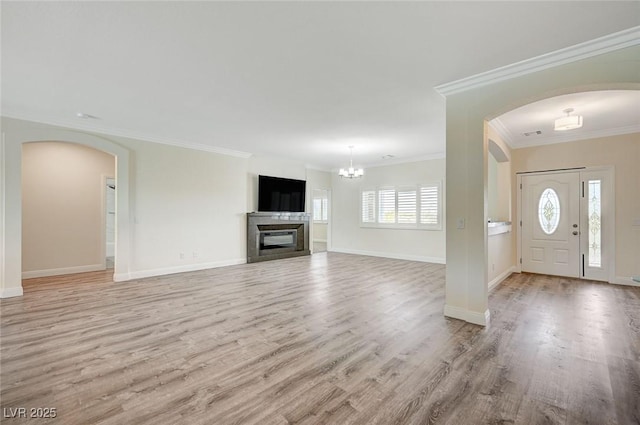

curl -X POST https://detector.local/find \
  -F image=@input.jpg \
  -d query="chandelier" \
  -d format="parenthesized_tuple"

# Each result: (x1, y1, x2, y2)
(338, 145, 364, 179)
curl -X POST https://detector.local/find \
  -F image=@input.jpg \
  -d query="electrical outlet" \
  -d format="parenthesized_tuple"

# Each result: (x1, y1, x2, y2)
(633, 218, 640, 227)
(457, 218, 465, 229)
(179, 252, 185, 259)
(192, 252, 199, 259)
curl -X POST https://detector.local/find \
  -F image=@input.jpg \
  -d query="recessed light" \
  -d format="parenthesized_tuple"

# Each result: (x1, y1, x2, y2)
(76, 112, 100, 120)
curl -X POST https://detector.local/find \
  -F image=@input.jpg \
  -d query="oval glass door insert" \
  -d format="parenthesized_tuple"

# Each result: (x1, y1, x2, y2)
(538, 188, 560, 235)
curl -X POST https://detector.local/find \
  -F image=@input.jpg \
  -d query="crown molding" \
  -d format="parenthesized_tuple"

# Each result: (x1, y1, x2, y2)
(1, 111, 253, 159)
(366, 152, 446, 169)
(328, 152, 446, 173)
(487, 119, 514, 149)
(511, 124, 640, 149)
(304, 164, 332, 173)
(434, 26, 640, 97)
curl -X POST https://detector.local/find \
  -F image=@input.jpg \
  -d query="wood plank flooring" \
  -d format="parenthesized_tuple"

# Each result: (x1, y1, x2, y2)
(1, 253, 639, 424)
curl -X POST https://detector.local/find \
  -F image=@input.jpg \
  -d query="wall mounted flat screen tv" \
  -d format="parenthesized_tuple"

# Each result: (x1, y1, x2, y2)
(258, 175, 306, 212)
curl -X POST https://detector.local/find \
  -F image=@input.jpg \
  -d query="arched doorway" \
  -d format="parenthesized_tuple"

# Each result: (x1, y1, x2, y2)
(22, 141, 116, 278)
(0, 119, 132, 298)
(439, 42, 640, 326)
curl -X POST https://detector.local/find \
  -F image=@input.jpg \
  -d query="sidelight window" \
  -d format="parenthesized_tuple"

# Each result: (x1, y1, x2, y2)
(587, 180, 602, 267)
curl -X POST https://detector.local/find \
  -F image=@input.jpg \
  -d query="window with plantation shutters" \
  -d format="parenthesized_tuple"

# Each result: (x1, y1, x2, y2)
(378, 189, 396, 224)
(420, 185, 440, 226)
(361, 190, 376, 223)
(360, 182, 441, 230)
(397, 189, 417, 224)
(313, 189, 329, 222)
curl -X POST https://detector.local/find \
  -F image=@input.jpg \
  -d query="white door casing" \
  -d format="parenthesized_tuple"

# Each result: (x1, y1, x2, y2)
(518, 167, 614, 282)
(521, 172, 580, 277)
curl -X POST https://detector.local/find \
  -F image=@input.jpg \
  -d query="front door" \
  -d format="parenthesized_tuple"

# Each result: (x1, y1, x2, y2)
(521, 172, 581, 277)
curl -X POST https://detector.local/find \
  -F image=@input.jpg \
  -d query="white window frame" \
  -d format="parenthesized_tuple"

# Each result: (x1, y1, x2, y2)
(360, 181, 442, 230)
(312, 190, 329, 223)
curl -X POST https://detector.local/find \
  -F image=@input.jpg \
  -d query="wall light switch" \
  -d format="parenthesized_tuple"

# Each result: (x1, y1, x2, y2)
(457, 218, 465, 229)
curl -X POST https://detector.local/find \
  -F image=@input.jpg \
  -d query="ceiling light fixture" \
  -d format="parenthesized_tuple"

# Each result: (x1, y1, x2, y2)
(338, 145, 364, 179)
(554, 108, 583, 131)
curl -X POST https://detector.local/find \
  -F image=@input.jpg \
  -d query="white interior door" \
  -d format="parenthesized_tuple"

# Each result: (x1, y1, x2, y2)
(521, 172, 580, 277)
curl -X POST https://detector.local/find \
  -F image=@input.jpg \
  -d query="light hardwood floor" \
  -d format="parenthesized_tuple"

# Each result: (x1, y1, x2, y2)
(1, 253, 639, 424)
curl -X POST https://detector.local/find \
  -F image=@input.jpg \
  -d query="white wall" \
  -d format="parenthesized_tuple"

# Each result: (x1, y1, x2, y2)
(488, 230, 513, 288)
(1, 117, 249, 293)
(124, 138, 248, 276)
(331, 158, 446, 263)
(22, 142, 115, 277)
(487, 127, 515, 289)
(512, 132, 640, 282)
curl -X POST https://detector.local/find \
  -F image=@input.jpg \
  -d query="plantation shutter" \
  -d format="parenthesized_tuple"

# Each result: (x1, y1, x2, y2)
(313, 198, 322, 221)
(378, 189, 396, 224)
(420, 185, 439, 225)
(361, 190, 376, 223)
(397, 189, 417, 224)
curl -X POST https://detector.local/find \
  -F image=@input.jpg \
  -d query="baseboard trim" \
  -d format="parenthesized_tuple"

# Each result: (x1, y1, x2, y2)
(329, 247, 445, 264)
(612, 276, 640, 287)
(444, 304, 490, 327)
(125, 258, 247, 281)
(488, 266, 516, 292)
(0, 286, 24, 298)
(113, 272, 130, 282)
(22, 264, 105, 279)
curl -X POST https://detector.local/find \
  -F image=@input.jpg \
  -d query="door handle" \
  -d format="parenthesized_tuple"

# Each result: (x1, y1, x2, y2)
(572, 224, 578, 228)
(572, 231, 579, 235)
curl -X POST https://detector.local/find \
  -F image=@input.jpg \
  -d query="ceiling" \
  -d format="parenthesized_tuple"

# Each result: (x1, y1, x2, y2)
(491, 90, 640, 149)
(2, 2, 639, 170)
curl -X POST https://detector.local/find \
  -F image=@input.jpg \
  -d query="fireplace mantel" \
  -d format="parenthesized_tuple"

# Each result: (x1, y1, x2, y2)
(247, 212, 310, 263)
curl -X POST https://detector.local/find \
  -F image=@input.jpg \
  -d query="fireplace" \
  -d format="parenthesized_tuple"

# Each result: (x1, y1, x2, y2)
(247, 213, 310, 263)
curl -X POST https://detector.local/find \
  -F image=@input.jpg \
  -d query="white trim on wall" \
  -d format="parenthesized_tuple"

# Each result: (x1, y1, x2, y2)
(443, 305, 490, 327)
(22, 264, 105, 279)
(330, 247, 445, 264)
(0, 287, 23, 298)
(435, 26, 640, 96)
(120, 258, 246, 281)
(489, 266, 516, 292)
(613, 276, 640, 287)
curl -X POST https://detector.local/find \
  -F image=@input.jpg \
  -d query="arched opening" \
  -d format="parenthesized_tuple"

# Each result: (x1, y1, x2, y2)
(489, 89, 638, 286)
(443, 43, 640, 326)
(0, 120, 131, 297)
(22, 141, 116, 278)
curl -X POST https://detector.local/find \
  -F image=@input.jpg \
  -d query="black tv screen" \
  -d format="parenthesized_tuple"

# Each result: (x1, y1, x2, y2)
(258, 175, 306, 212)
